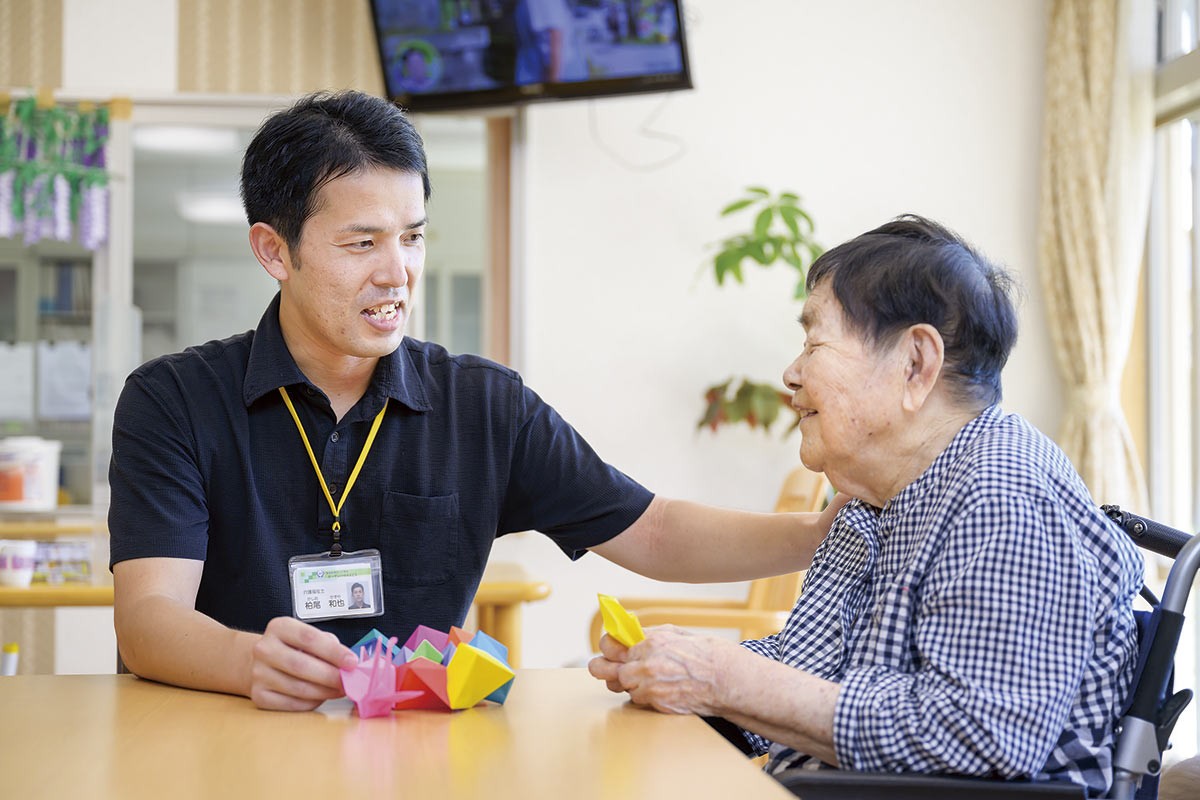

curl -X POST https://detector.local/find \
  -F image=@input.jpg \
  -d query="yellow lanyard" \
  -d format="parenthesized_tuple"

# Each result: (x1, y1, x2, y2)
(278, 387, 388, 556)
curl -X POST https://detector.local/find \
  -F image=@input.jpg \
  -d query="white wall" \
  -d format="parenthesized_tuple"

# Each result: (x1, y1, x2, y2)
(49, 0, 1059, 673)
(504, 0, 1057, 667)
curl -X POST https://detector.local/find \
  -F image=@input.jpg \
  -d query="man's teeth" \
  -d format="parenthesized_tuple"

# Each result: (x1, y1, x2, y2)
(365, 302, 399, 320)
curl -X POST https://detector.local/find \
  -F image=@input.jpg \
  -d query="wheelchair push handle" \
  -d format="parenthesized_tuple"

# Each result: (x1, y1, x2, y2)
(1101, 505, 1193, 559)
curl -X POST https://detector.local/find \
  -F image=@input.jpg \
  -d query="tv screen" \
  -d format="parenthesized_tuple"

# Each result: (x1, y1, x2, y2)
(370, 1, 692, 112)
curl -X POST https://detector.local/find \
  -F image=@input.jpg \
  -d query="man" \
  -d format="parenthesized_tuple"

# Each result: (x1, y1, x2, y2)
(589, 216, 1144, 796)
(348, 583, 369, 610)
(109, 90, 840, 712)
(399, 46, 433, 91)
(515, 0, 587, 84)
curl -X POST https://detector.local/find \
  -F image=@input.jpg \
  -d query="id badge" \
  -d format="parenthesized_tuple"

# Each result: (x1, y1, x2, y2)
(288, 549, 384, 622)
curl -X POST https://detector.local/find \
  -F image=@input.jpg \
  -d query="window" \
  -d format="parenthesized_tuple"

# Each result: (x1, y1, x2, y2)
(416, 115, 492, 356)
(1146, 0, 1200, 759)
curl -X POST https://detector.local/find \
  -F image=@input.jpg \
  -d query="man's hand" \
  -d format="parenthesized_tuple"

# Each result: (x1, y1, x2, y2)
(588, 625, 733, 717)
(248, 616, 359, 711)
(819, 491, 852, 528)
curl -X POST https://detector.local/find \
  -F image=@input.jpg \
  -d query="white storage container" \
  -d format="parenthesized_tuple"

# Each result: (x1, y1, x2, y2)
(0, 437, 63, 511)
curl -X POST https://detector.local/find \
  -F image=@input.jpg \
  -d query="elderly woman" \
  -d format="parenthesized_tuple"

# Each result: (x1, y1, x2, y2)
(589, 216, 1144, 796)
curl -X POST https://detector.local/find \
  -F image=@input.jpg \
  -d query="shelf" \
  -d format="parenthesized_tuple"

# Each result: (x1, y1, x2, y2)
(0, 581, 113, 607)
(0, 505, 105, 539)
(37, 311, 91, 321)
(0, 520, 105, 539)
(0, 504, 98, 517)
(140, 311, 176, 325)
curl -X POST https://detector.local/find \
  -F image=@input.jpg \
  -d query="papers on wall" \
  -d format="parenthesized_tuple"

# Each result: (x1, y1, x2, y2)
(0, 341, 93, 422)
(0, 343, 35, 421)
(36, 340, 91, 421)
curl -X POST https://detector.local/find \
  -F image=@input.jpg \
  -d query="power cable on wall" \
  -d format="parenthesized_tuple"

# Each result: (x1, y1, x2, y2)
(583, 2, 700, 173)
(586, 93, 688, 172)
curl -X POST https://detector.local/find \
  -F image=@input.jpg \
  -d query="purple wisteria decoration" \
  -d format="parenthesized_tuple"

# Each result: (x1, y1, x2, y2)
(0, 96, 110, 251)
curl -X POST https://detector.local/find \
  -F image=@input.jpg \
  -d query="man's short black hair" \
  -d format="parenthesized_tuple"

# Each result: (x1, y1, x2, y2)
(240, 90, 430, 252)
(805, 215, 1019, 406)
(351, 582, 364, 592)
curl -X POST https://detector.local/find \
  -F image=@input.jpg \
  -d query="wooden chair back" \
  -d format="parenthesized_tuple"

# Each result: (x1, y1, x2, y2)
(745, 465, 830, 612)
(587, 465, 833, 651)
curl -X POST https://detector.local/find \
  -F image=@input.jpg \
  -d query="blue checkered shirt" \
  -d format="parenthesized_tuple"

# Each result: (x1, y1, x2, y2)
(739, 406, 1143, 796)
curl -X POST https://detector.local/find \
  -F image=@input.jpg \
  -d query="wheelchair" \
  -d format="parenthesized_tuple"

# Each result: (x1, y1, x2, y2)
(776, 505, 1198, 800)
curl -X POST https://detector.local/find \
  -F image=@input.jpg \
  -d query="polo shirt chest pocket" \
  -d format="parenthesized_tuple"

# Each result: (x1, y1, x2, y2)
(379, 491, 460, 586)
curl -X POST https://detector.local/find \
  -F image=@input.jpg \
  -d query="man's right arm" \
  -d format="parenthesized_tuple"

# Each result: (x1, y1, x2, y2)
(114, 556, 356, 710)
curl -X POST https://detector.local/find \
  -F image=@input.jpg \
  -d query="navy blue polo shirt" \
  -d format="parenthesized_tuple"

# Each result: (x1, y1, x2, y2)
(109, 294, 653, 647)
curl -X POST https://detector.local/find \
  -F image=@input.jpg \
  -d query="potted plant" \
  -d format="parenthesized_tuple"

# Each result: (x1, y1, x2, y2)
(698, 187, 823, 434)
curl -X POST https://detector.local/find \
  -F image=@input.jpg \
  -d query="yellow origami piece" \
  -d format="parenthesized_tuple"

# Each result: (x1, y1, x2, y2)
(597, 593, 646, 647)
(446, 643, 515, 710)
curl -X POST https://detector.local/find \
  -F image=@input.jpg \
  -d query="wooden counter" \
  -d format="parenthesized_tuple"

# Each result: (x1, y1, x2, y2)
(0, 581, 113, 606)
(0, 669, 792, 800)
(0, 505, 104, 539)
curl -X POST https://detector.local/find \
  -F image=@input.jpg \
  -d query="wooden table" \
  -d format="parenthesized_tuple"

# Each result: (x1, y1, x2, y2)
(0, 669, 793, 799)
(0, 562, 550, 666)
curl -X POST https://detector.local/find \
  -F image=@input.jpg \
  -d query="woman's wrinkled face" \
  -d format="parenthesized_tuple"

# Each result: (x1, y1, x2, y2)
(781, 282, 906, 493)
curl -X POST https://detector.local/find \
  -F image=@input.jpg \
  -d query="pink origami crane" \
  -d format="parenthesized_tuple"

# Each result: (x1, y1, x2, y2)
(340, 634, 422, 718)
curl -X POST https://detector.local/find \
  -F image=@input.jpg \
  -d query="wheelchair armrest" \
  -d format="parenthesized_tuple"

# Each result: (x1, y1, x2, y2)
(774, 768, 1086, 799)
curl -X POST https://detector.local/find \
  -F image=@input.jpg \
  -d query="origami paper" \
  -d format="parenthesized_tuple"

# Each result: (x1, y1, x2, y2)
(352, 629, 401, 661)
(344, 625, 515, 715)
(411, 639, 444, 664)
(447, 643, 514, 709)
(394, 659, 452, 710)
(468, 631, 514, 703)
(404, 624, 450, 652)
(597, 593, 646, 648)
(340, 634, 423, 718)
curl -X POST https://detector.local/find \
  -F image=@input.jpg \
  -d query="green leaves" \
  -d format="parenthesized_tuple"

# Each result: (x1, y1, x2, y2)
(700, 187, 822, 436)
(753, 207, 773, 241)
(720, 198, 756, 216)
(698, 378, 799, 435)
(709, 187, 823, 298)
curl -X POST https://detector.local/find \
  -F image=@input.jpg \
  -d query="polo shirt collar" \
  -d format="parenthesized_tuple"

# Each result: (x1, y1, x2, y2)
(242, 293, 432, 413)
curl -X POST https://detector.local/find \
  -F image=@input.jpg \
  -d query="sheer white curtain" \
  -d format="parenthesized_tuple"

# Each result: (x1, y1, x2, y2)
(1037, 0, 1154, 507)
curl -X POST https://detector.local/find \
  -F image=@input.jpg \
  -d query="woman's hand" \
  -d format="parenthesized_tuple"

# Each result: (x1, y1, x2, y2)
(588, 625, 736, 716)
(589, 623, 841, 764)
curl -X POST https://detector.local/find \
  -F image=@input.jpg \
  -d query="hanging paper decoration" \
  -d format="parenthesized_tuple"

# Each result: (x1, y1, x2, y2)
(0, 96, 110, 251)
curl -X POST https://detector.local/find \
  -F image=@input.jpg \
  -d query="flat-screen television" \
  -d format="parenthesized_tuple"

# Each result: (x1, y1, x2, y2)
(370, 1, 692, 112)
